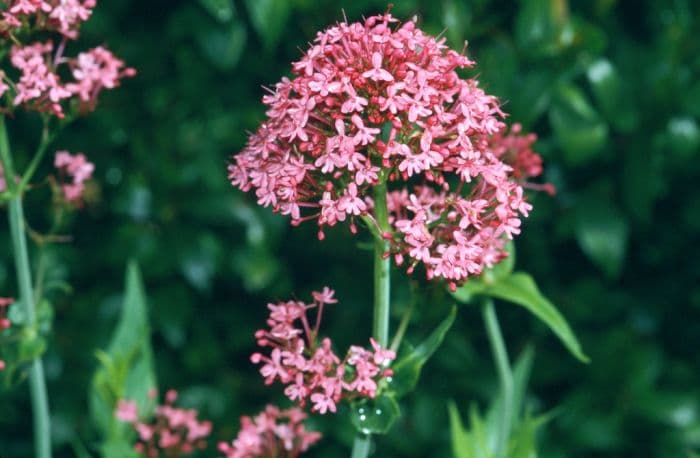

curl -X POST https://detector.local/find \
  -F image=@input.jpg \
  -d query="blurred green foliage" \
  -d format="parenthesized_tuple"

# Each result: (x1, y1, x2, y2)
(1, 0, 699, 457)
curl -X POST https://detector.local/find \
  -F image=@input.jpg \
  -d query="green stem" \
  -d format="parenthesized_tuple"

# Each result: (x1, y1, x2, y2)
(390, 299, 414, 353)
(351, 182, 392, 458)
(0, 116, 52, 458)
(372, 182, 391, 347)
(17, 118, 52, 193)
(481, 298, 513, 458)
(351, 434, 372, 458)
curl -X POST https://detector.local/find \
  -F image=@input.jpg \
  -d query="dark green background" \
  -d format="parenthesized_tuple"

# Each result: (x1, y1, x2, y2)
(1, 0, 700, 456)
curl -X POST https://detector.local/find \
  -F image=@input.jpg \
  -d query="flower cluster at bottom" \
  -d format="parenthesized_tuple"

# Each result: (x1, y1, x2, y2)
(115, 389, 212, 457)
(252, 288, 396, 414)
(218, 404, 321, 458)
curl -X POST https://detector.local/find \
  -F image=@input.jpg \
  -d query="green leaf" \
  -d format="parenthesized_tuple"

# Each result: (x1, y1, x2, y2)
(487, 273, 589, 362)
(18, 334, 46, 362)
(447, 402, 496, 458)
(574, 198, 629, 278)
(198, 0, 235, 23)
(550, 84, 609, 166)
(90, 262, 157, 446)
(350, 394, 401, 435)
(666, 116, 700, 159)
(244, 0, 290, 51)
(197, 21, 247, 70)
(442, 0, 472, 47)
(468, 405, 494, 457)
(486, 346, 535, 435)
(448, 402, 495, 458)
(508, 411, 556, 458)
(508, 72, 554, 127)
(448, 401, 472, 458)
(389, 307, 457, 397)
(586, 59, 637, 132)
(514, 0, 569, 57)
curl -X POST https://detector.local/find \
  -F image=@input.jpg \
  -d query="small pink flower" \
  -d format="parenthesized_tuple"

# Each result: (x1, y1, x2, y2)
(115, 400, 139, 423)
(362, 52, 394, 82)
(53, 150, 94, 202)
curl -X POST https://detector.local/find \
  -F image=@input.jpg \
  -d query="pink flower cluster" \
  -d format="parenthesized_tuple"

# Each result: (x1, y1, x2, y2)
(218, 405, 321, 458)
(251, 288, 396, 415)
(66, 46, 137, 110)
(229, 13, 547, 287)
(489, 123, 554, 194)
(0, 297, 13, 371)
(1, 0, 95, 38)
(6, 41, 135, 117)
(54, 150, 93, 202)
(115, 389, 212, 458)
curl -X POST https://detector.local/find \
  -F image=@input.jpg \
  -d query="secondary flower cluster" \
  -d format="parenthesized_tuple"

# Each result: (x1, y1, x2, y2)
(218, 405, 321, 458)
(1, 0, 95, 38)
(229, 13, 546, 286)
(251, 288, 396, 414)
(0, 297, 13, 371)
(115, 389, 212, 457)
(54, 150, 93, 202)
(0, 1, 135, 117)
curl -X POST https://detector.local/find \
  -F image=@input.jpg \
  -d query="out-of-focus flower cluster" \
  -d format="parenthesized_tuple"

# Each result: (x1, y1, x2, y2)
(1, 0, 95, 38)
(218, 404, 321, 458)
(53, 150, 93, 202)
(115, 389, 212, 458)
(229, 13, 548, 288)
(0, 296, 13, 371)
(251, 287, 396, 414)
(0, 1, 135, 118)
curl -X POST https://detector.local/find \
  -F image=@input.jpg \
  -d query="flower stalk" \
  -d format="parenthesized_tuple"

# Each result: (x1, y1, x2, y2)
(351, 183, 392, 458)
(482, 298, 513, 457)
(0, 115, 52, 458)
(373, 182, 391, 348)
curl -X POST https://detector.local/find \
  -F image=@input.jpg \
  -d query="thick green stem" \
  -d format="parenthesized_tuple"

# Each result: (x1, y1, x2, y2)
(351, 182, 392, 458)
(351, 434, 372, 458)
(1, 116, 52, 458)
(372, 182, 391, 347)
(482, 298, 513, 457)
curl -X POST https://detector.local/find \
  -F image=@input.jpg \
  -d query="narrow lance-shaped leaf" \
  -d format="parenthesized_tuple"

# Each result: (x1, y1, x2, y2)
(89, 261, 157, 452)
(389, 306, 457, 397)
(486, 346, 535, 440)
(487, 273, 589, 362)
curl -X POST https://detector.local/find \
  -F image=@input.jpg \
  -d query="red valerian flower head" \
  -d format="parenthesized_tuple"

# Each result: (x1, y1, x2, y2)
(251, 288, 396, 414)
(229, 13, 548, 287)
(218, 405, 321, 458)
